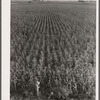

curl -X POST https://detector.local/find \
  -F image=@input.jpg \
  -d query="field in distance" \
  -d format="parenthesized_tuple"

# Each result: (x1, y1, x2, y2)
(11, 1, 96, 100)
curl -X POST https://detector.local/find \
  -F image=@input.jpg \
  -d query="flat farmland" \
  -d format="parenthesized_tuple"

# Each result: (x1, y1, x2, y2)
(11, 2, 96, 100)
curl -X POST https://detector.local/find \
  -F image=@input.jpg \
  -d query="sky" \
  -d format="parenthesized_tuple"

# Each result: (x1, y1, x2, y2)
(11, 0, 96, 1)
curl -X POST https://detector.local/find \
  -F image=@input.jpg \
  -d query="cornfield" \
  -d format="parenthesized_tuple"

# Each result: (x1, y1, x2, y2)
(11, 1, 96, 100)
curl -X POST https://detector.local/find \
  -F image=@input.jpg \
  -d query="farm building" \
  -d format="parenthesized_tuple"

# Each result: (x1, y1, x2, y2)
(78, 0, 90, 2)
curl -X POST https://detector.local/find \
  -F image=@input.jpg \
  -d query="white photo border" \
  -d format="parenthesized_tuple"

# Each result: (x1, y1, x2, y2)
(1, 0, 99, 100)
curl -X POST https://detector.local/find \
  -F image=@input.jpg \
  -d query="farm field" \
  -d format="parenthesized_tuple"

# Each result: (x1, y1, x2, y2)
(11, 1, 96, 100)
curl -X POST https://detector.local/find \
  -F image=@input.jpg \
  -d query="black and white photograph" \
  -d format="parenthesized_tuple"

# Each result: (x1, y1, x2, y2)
(2, 0, 98, 100)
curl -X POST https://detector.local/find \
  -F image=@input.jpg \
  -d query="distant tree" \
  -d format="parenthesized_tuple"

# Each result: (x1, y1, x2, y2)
(78, 0, 85, 2)
(28, 1, 32, 3)
(32, 0, 40, 1)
